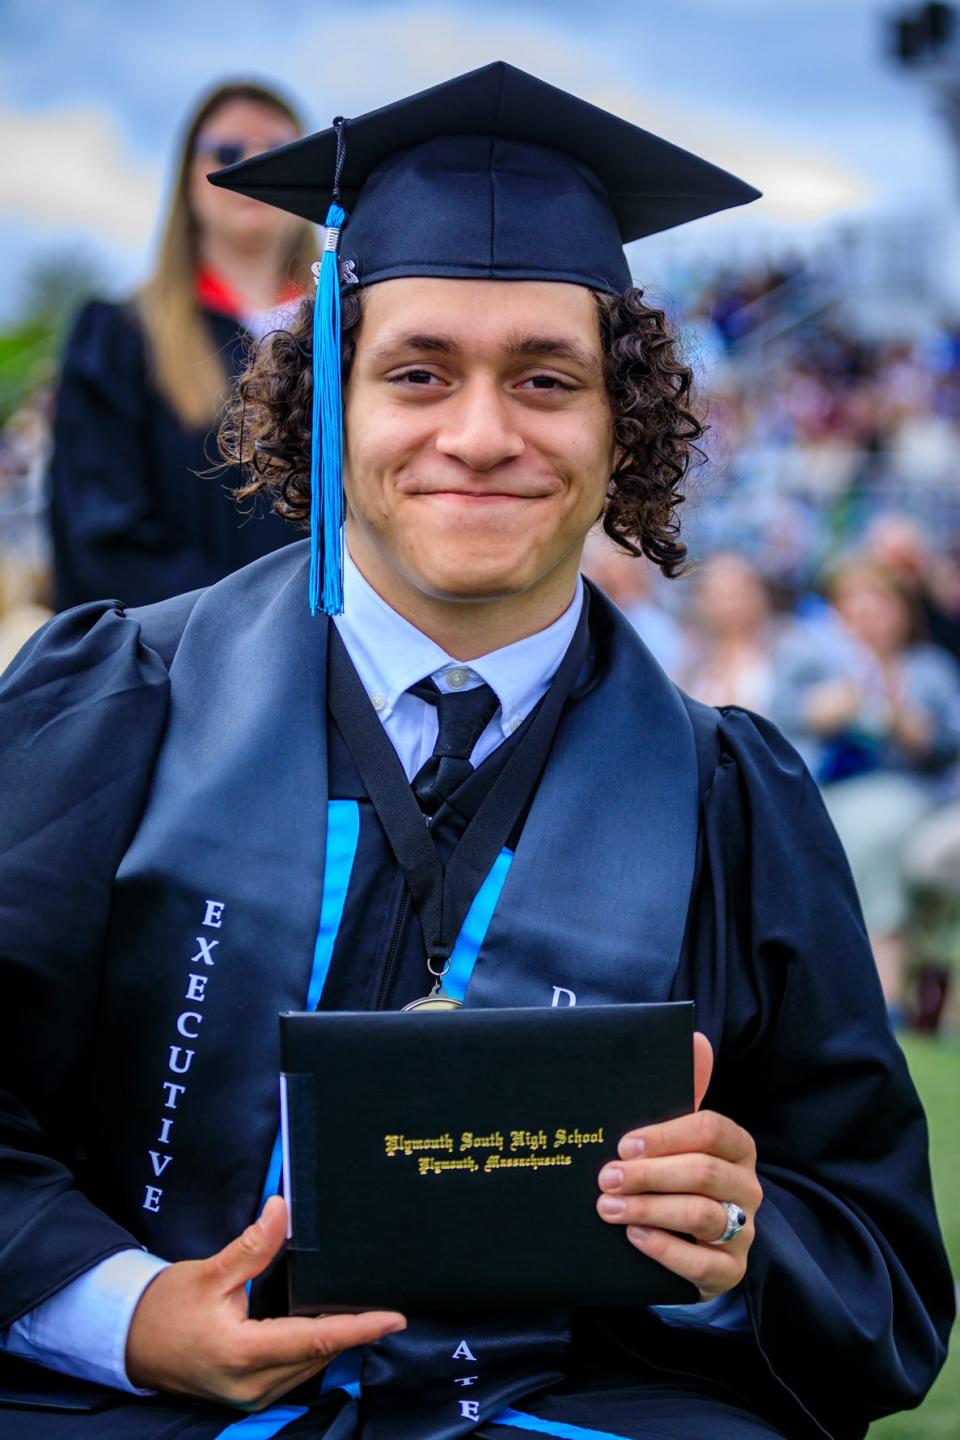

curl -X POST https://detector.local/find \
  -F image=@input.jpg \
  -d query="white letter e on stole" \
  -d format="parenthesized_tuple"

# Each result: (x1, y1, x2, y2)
(551, 985, 577, 1007)
(203, 900, 225, 928)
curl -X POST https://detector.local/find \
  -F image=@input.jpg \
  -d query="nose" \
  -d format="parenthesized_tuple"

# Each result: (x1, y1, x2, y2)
(434, 378, 525, 472)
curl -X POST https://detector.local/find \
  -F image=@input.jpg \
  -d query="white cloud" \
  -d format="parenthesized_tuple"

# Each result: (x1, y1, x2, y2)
(0, 104, 159, 249)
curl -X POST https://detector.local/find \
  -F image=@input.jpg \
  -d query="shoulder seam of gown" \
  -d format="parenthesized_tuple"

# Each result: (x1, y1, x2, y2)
(124, 588, 205, 670)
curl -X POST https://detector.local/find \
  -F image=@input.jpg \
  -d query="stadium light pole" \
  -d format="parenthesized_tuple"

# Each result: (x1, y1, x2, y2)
(890, 3, 960, 176)
(889, 3, 960, 311)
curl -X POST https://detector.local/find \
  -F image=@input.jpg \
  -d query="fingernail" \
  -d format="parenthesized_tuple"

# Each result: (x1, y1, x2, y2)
(258, 1195, 278, 1226)
(385, 1319, 407, 1334)
(620, 1137, 645, 1158)
(598, 1195, 626, 1217)
(627, 1225, 650, 1243)
(599, 1164, 623, 1191)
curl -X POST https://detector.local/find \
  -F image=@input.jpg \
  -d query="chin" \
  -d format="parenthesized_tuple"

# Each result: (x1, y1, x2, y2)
(413, 561, 533, 604)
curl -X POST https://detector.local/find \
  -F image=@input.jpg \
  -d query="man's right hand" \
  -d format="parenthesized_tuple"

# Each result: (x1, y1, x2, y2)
(126, 1195, 405, 1409)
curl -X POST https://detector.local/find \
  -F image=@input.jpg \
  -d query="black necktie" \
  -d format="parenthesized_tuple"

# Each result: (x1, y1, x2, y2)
(408, 677, 500, 816)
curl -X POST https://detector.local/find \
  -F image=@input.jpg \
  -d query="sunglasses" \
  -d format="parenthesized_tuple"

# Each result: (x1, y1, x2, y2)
(195, 136, 285, 168)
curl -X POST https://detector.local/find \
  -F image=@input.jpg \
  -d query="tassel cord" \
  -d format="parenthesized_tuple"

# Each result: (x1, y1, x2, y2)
(309, 115, 350, 616)
(309, 199, 348, 615)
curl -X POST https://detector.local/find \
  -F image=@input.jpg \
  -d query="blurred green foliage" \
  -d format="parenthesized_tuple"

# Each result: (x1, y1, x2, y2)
(0, 251, 106, 423)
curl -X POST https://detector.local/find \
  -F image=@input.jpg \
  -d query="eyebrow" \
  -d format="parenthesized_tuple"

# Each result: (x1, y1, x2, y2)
(367, 330, 602, 375)
(367, 334, 460, 361)
(505, 333, 601, 374)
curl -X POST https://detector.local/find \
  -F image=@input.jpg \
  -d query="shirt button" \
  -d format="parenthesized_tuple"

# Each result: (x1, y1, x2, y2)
(505, 714, 521, 734)
(446, 668, 469, 689)
(371, 692, 386, 712)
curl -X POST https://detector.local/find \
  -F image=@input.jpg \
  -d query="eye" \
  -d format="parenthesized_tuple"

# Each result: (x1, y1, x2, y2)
(518, 374, 576, 393)
(391, 368, 445, 387)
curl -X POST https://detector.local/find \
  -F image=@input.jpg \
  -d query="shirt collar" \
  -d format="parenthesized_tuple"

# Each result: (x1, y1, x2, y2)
(333, 547, 584, 737)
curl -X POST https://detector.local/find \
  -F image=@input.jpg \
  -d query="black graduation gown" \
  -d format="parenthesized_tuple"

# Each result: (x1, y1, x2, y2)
(0, 543, 952, 1440)
(48, 298, 297, 611)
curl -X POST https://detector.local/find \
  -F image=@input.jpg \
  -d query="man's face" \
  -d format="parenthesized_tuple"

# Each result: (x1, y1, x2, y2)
(343, 277, 615, 608)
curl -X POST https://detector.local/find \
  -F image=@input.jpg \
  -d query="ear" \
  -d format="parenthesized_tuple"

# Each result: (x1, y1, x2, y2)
(608, 441, 624, 480)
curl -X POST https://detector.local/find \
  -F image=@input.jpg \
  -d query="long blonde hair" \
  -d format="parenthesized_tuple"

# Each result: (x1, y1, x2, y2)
(138, 81, 316, 430)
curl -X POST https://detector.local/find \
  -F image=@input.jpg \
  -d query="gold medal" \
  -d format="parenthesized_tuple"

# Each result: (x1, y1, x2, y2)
(402, 987, 462, 1012)
(402, 958, 462, 1012)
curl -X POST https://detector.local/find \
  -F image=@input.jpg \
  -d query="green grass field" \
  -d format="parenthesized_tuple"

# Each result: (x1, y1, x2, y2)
(868, 1036, 959, 1440)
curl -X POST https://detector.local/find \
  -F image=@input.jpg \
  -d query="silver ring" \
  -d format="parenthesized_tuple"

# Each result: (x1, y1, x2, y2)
(710, 1201, 747, 1245)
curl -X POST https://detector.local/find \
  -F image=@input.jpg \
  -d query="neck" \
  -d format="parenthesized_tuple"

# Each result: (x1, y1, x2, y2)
(713, 626, 763, 652)
(198, 234, 288, 310)
(346, 530, 580, 660)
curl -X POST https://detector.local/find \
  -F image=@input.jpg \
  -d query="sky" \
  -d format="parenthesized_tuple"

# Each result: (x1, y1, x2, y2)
(0, 0, 956, 321)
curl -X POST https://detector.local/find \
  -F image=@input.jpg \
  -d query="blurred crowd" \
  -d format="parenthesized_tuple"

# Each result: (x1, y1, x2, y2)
(2, 84, 960, 1035)
(593, 263, 960, 1035)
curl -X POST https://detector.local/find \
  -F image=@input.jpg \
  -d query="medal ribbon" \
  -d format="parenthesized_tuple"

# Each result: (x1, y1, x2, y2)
(326, 595, 591, 985)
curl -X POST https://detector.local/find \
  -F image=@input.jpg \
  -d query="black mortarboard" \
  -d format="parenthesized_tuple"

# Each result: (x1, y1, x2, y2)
(210, 61, 759, 295)
(208, 62, 759, 616)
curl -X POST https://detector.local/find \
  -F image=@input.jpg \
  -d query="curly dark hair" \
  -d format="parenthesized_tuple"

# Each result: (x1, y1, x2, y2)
(219, 283, 703, 577)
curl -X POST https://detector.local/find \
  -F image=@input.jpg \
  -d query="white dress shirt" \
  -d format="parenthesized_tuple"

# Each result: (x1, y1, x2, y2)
(0, 550, 584, 1393)
(332, 547, 584, 779)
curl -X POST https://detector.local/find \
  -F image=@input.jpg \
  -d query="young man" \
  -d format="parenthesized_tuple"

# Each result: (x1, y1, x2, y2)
(0, 64, 952, 1440)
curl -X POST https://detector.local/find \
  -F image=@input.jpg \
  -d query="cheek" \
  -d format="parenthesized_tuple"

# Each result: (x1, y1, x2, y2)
(188, 165, 213, 225)
(190, 175, 242, 232)
(192, 168, 283, 235)
(343, 407, 420, 520)
(345, 393, 429, 473)
(559, 394, 613, 463)
(546, 409, 614, 511)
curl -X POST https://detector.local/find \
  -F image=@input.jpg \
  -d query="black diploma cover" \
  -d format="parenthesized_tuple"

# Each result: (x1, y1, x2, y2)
(279, 1002, 699, 1313)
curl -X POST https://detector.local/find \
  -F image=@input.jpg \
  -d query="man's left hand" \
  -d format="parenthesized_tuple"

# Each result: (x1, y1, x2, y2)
(596, 1032, 761, 1299)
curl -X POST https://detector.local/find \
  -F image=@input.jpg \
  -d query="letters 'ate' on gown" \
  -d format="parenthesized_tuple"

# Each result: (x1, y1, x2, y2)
(0, 543, 952, 1439)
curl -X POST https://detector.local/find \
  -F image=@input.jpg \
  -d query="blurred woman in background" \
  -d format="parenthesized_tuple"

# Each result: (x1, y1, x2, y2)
(772, 556, 960, 1014)
(49, 81, 315, 610)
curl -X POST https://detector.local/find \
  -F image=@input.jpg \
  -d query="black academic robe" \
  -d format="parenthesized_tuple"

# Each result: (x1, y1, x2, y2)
(0, 542, 952, 1440)
(48, 298, 297, 611)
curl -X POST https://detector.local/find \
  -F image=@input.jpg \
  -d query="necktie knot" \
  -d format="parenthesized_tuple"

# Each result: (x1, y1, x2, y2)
(407, 676, 500, 814)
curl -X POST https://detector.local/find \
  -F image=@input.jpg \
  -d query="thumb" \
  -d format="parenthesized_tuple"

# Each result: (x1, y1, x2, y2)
(207, 1195, 289, 1293)
(693, 1031, 714, 1111)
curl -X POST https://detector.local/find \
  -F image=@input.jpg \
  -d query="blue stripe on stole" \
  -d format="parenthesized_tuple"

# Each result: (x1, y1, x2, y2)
(489, 1407, 632, 1439)
(247, 799, 361, 1309)
(444, 846, 514, 1001)
(305, 800, 363, 1013)
(215, 1405, 309, 1438)
(256, 801, 361, 1216)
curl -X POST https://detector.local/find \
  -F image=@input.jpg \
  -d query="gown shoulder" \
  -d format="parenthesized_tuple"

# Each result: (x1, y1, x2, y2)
(681, 694, 847, 885)
(1, 597, 172, 707)
(0, 598, 175, 947)
(681, 690, 815, 787)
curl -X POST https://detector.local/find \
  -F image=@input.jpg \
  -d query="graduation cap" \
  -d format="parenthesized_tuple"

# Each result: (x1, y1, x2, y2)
(210, 62, 760, 615)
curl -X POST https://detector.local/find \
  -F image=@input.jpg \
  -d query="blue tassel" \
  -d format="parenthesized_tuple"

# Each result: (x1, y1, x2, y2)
(308, 200, 347, 616)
